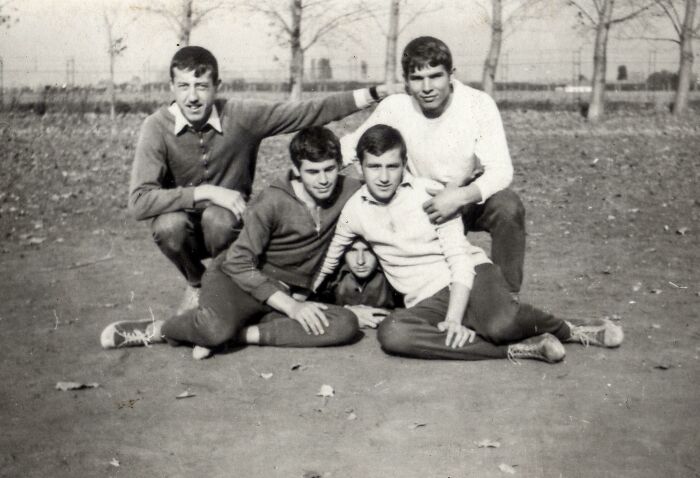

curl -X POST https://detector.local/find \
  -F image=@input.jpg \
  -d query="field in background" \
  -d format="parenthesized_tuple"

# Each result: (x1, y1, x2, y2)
(0, 106, 699, 477)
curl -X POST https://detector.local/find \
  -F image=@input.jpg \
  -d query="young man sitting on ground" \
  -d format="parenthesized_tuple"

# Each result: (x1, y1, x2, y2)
(315, 124, 623, 363)
(102, 127, 361, 359)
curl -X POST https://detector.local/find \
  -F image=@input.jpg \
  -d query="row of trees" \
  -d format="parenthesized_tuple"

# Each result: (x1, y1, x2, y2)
(2, 0, 698, 120)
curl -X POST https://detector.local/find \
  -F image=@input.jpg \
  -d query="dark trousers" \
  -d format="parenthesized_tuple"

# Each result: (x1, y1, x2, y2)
(161, 266, 359, 348)
(462, 189, 525, 293)
(377, 263, 570, 360)
(151, 205, 242, 287)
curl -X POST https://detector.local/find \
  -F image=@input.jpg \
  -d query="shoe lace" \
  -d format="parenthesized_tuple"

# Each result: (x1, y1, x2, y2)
(117, 327, 154, 347)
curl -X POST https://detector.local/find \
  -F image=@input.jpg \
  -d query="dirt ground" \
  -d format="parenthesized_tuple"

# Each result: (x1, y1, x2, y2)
(1, 107, 699, 478)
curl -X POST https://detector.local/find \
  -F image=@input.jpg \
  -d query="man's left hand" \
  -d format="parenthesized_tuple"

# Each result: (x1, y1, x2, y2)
(437, 321, 476, 348)
(423, 186, 464, 224)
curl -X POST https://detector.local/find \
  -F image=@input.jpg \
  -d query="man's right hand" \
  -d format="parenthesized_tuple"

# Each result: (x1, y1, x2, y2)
(288, 301, 329, 336)
(194, 185, 246, 220)
(345, 305, 389, 329)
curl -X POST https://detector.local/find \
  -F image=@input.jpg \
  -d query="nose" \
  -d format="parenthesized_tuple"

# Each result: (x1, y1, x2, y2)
(357, 250, 366, 265)
(318, 170, 328, 185)
(186, 85, 198, 103)
(422, 77, 432, 92)
(379, 167, 389, 183)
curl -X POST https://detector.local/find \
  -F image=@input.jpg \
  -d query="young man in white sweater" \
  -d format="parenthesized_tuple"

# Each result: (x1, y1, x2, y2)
(341, 36, 524, 294)
(319, 125, 623, 362)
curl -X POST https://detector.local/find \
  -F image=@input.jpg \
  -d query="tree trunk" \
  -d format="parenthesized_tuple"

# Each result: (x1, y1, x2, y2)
(384, 0, 400, 82)
(179, 0, 193, 46)
(587, 0, 614, 122)
(481, 0, 503, 97)
(673, 0, 696, 116)
(289, 0, 304, 101)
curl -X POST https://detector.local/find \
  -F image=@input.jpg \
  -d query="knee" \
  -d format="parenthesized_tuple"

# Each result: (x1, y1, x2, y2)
(191, 306, 239, 347)
(480, 311, 521, 345)
(487, 190, 525, 225)
(377, 314, 413, 355)
(327, 308, 359, 344)
(201, 206, 241, 253)
(152, 213, 189, 252)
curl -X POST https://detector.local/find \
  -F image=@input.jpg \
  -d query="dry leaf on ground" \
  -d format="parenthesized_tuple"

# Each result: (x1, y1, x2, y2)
(55, 381, 99, 391)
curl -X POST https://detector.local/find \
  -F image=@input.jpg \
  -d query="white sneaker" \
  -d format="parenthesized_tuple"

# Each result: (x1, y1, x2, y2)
(565, 318, 624, 348)
(100, 319, 164, 349)
(507, 333, 566, 363)
(176, 285, 201, 315)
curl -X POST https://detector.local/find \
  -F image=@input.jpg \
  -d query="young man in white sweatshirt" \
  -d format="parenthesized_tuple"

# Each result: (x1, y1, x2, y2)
(320, 125, 623, 362)
(341, 36, 525, 294)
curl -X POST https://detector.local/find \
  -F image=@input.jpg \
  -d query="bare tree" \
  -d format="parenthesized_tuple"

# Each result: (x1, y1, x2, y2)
(568, 0, 654, 122)
(249, 0, 366, 100)
(133, 0, 224, 47)
(647, 0, 699, 115)
(477, 0, 548, 96)
(104, 8, 127, 121)
(363, 0, 439, 83)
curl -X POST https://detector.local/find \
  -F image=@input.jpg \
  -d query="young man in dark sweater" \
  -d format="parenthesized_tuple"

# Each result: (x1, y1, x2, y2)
(130, 46, 399, 312)
(103, 127, 362, 359)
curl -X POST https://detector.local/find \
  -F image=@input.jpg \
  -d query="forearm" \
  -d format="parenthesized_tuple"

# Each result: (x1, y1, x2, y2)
(445, 282, 470, 323)
(455, 183, 483, 207)
(129, 186, 195, 220)
(265, 291, 299, 316)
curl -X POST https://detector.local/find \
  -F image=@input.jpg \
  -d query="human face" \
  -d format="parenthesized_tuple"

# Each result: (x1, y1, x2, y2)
(405, 64, 453, 118)
(296, 158, 340, 203)
(344, 240, 378, 281)
(360, 148, 405, 204)
(170, 67, 219, 129)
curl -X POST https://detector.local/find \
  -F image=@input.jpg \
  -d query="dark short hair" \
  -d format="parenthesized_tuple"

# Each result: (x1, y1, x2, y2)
(170, 46, 219, 83)
(289, 126, 342, 168)
(401, 36, 452, 77)
(356, 124, 407, 164)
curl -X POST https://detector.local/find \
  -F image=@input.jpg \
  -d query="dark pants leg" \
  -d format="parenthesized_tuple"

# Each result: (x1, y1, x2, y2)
(161, 266, 358, 348)
(462, 189, 525, 293)
(377, 264, 570, 360)
(151, 206, 241, 287)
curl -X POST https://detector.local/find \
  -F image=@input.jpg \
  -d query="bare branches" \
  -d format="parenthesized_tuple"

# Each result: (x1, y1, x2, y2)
(131, 0, 225, 45)
(610, 2, 655, 24)
(568, 0, 599, 25)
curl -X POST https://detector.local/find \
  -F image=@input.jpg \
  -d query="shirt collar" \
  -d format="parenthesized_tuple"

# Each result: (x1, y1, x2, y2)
(359, 171, 415, 204)
(169, 102, 222, 135)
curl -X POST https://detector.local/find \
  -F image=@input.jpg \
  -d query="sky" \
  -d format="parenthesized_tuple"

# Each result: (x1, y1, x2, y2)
(0, 0, 689, 88)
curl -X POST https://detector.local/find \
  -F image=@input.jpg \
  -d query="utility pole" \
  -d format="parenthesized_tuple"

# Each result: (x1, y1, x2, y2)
(0, 56, 4, 111)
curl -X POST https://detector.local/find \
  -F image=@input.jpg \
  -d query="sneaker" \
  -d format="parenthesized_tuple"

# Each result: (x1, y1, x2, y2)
(192, 345, 212, 360)
(100, 319, 164, 349)
(565, 318, 624, 348)
(176, 285, 201, 315)
(507, 333, 566, 364)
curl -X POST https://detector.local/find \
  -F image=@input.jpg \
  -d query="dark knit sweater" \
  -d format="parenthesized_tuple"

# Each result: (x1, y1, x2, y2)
(219, 173, 361, 303)
(128, 92, 358, 220)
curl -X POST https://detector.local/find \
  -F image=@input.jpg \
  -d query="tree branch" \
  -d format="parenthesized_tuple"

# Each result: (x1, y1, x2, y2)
(610, 3, 655, 24)
(568, 0, 597, 25)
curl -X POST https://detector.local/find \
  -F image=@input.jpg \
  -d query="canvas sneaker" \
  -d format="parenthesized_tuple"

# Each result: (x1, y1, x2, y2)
(507, 333, 566, 364)
(565, 318, 624, 348)
(100, 319, 164, 349)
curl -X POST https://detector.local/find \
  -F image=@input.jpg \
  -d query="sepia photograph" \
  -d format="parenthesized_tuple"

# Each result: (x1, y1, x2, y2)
(0, 0, 698, 476)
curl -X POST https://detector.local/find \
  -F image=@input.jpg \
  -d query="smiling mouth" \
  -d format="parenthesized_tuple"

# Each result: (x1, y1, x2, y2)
(421, 96, 437, 102)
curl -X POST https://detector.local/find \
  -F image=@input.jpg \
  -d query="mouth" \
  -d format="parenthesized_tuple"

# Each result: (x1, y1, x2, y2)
(185, 104, 203, 113)
(315, 187, 331, 194)
(420, 95, 438, 103)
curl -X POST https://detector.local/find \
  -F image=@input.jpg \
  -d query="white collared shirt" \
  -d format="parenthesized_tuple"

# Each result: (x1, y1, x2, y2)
(169, 102, 223, 135)
(318, 172, 490, 307)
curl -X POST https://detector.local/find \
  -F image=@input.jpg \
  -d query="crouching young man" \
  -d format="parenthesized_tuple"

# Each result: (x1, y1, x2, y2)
(315, 125, 623, 363)
(102, 127, 361, 358)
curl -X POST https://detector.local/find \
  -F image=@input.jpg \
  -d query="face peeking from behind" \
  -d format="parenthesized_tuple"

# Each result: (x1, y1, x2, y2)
(297, 158, 340, 203)
(361, 147, 405, 204)
(344, 239, 379, 280)
(170, 67, 219, 128)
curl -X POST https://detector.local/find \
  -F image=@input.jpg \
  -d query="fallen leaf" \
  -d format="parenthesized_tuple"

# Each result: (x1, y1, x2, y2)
(649, 289, 662, 295)
(175, 390, 196, 399)
(499, 463, 517, 474)
(632, 282, 642, 292)
(291, 364, 302, 371)
(651, 324, 661, 329)
(347, 412, 357, 421)
(55, 381, 99, 391)
(408, 422, 427, 430)
(260, 372, 273, 380)
(303, 471, 322, 478)
(476, 439, 501, 448)
(317, 384, 334, 398)
(653, 363, 672, 370)
(676, 227, 688, 235)
(109, 458, 120, 467)
(27, 237, 47, 245)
